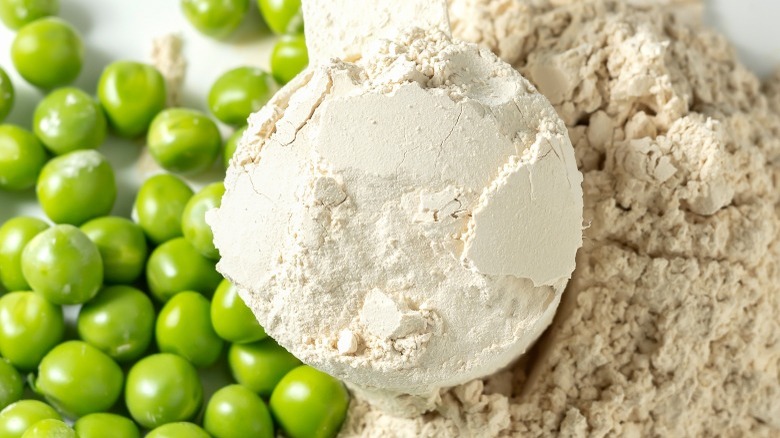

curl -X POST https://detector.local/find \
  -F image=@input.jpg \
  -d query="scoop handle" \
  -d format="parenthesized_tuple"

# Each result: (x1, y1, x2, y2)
(302, 0, 451, 65)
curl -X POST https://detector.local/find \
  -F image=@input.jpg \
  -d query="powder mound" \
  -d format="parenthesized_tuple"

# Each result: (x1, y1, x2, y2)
(209, 28, 583, 400)
(340, 1, 780, 436)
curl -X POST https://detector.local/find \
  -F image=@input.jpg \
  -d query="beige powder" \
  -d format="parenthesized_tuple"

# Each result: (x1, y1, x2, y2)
(150, 33, 186, 107)
(340, 0, 780, 436)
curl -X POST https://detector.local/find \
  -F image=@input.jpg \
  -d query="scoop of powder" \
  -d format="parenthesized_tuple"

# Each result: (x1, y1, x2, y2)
(209, 26, 583, 403)
(339, 0, 780, 436)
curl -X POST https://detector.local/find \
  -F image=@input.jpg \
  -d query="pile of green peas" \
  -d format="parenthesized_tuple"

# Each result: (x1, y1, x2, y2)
(0, 0, 350, 437)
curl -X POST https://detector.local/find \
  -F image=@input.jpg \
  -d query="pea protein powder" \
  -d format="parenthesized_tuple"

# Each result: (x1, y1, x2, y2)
(209, 1, 584, 411)
(337, 0, 780, 436)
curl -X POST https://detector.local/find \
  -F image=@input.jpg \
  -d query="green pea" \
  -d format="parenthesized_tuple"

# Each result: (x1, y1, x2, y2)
(11, 17, 83, 89)
(0, 125, 48, 191)
(182, 182, 225, 259)
(228, 339, 301, 397)
(270, 365, 349, 438)
(224, 125, 246, 168)
(156, 291, 223, 367)
(33, 87, 107, 156)
(81, 217, 148, 284)
(0, 359, 23, 411)
(36, 150, 116, 225)
(33, 340, 123, 418)
(212, 279, 266, 344)
(0, 0, 59, 30)
(257, 0, 302, 35)
(181, 0, 249, 39)
(0, 291, 64, 371)
(204, 384, 274, 438)
(270, 33, 308, 85)
(132, 173, 193, 245)
(0, 400, 60, 438)
(20, 419, 75, 438)
(147, 109, 221, 174)
(21, 224, 102, 305)
(147, 422, 210, 438)
(98, 61, 167, 138)
(74, 413, 140, 438)
(0, 67, 13, 123)
(77, 285, 155, 363)
(125, 353, 203, 429)
(146, 237, 222, 302)
(208, 67, 277, 126)
(0, 217, 48, 292)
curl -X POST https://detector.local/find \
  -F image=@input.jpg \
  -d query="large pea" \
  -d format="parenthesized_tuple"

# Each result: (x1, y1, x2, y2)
(98, 61, 167, 138)
(0, 359, 23, 411)
(132, 173, 193, 245)
(147, 108, 221, 175)
(0, 0, 59, 30)
(0, 217, 49, 292)
(11, 17, 83, 89)
(146, 237, 222, 302)
(21, 224, 102, 305)
(36, 150, 116, 225)
(0, 291, 64, 371)
(0, 125, 48, 192)
(33, 87, 107, 156)
(0, 400, 61, 438)
(74, 413, 140, 438)
(181, 182, 225, 259)
(81, 217, 148, 284)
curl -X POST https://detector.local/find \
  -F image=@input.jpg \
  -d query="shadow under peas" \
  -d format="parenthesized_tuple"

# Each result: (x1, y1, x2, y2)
(59, 0, 93, 35)
(0, 187, 37, 224)
(4, 82, 38, 129)
(225, 1, 273, 46)
(74, 44, 114, 95)
(104, 136, 145, 219)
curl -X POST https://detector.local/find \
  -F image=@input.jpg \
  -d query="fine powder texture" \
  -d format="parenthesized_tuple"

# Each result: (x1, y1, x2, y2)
(340, 0, 780, 436)
(150, 33, 186, 107)
(210, 27, 584, 406)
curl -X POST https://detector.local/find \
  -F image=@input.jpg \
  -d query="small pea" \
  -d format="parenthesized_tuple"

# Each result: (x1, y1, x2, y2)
(181, 0, 249, 39)
(20, 419, 75, 438)
(125, 353, 203, 429)
(270, 365, 350, 438)
(11, 17, 83, 89)
(81, 216, 148, 284)
(0, 291, 64, 371)
(0, 359, 23, 411)
(33, 340, 123, 418)
(146, 237, 222, 302)
(98, 61, 167, 138)
(0, 0, 59, 30)
(156, 291, 224, 368)
(36, 150, 116, 225)
(132, 173, 193, 245)
(182, 182, 225, 259)
(74, 413, 140, 438)
(33, 87, 107, 156)
(0, 67, 13, 122)
(21, 224, 103, 305)
(270, 33, 308, 85)
(147, 422, 211, 438)
(211, 279, 267, 344)
(204, 384, 274, 438)
(77, 285, 155, 363)
(228, 339, 301, 397)
(0, 400, 61, 438)
(147, 108, 221, 174)
(0, 125, 48, 192)
(257, 0, 302, 35)
(0, 216, 49, 292)
(208, 67, 277, 126)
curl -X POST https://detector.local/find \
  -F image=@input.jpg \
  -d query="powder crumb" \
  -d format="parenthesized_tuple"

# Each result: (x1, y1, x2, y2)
(339, 0, 780, 436)
(338, 330, 360, 355)
(150, 33, 186, 107)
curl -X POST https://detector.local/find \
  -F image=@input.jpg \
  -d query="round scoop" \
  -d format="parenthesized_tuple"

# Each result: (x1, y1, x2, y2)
(209, 28, 583, 397)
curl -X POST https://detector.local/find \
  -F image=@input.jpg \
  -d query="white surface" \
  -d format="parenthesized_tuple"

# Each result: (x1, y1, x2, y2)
(0, 0, 779, 223)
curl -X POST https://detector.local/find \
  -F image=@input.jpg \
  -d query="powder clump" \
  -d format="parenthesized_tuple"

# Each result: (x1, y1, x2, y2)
(340, 0, 780, 436)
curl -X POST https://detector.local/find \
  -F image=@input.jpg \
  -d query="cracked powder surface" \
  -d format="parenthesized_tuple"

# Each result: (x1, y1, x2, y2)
(209, 25, 583, 410)
(339, 0, 780, 436)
